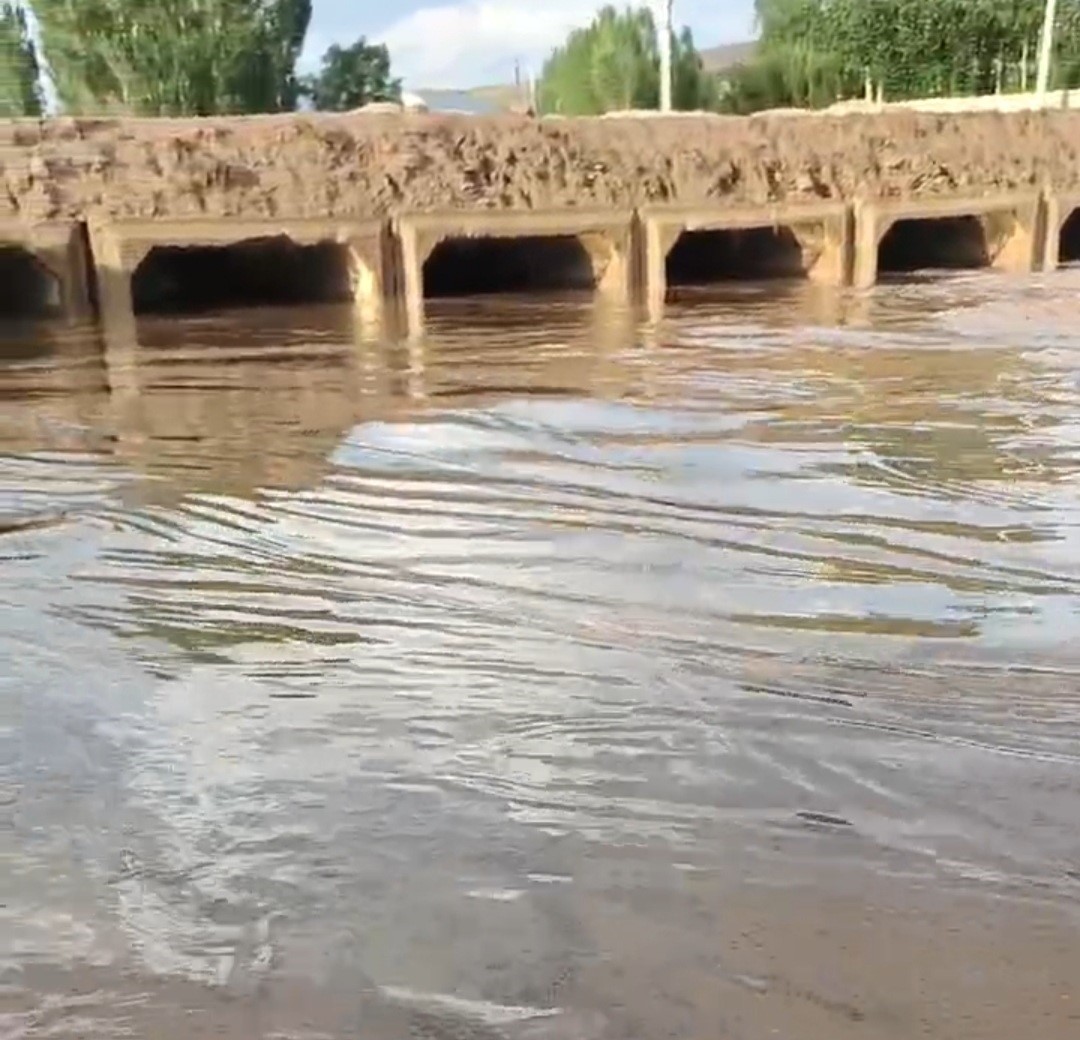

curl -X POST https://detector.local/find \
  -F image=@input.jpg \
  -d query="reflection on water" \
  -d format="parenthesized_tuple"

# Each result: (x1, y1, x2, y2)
(3, 274, 1080, 1039)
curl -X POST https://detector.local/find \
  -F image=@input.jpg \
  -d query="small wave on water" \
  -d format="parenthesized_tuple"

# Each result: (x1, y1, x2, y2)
(2, 276, 1080, 1039)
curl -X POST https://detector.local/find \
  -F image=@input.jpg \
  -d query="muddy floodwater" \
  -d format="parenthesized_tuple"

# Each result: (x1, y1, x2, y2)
(2, 274, 1080, 1039)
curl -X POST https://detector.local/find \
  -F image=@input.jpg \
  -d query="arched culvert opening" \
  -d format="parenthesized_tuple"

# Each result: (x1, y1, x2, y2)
(131, 237, 354, 314)
(666, 226, 806, 286)
(0, 246, 62, 319)
(878, 216, 989, 275)
(1059, 209, 1080, 263)
(422, 236, 595, 297)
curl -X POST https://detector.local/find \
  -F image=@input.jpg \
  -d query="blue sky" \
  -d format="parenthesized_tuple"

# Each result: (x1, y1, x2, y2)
(301, 1, 758, 90)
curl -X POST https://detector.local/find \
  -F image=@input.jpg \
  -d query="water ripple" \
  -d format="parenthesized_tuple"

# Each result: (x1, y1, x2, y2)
(3, 278, 1080, 1037)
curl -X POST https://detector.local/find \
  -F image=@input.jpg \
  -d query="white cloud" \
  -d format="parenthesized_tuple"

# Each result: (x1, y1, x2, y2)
(302, 0, 759, 90)
(375, 1, 602, 90)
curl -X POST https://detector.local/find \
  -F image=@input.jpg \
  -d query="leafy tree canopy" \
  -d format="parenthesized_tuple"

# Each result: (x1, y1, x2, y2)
(539, 5, 713, 115)
(744, 0, 1080, 108)
(302, 37, 400, 111)
(28, 0, 312, 116)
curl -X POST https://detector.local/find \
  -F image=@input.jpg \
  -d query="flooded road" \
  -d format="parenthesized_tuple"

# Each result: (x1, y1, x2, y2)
(2, 274, 1079, 1038)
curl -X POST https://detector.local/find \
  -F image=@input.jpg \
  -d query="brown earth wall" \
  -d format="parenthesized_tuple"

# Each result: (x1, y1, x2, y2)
(2, 109, 1080, 225)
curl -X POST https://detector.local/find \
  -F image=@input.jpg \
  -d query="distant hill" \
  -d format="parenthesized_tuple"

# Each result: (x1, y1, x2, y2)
(416, 40, 759, 113)
(700, 40, 757, 73)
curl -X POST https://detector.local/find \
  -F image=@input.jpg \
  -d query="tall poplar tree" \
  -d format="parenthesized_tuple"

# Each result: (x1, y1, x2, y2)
(539, 6, 712, 115)
(28, 0, 311, 115)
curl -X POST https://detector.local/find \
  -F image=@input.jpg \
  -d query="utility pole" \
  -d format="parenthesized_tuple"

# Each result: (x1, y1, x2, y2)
(658, 0, 673, 113)
(1036, 0, 1058, 100)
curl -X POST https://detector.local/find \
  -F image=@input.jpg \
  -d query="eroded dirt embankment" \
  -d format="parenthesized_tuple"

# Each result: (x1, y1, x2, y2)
(2, 109, 1079, 224)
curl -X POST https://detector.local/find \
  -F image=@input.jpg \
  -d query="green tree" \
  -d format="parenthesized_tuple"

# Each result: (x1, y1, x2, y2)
(539, 5, 712, 115)
(720, 39, 854, 113)
(28, 0, 311, 115)
(302, 37, 400, 110)
(233, 0, 313, 113)
(1, 1, 42, 115)
(1059, 2, 1080, 86)
(754, 0, 820, 42)
(740, 0, 1080, 111)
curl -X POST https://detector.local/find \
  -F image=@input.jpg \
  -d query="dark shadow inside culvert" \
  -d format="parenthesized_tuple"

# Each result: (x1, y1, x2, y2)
(0, 247, 62, 319)
(878, 216, 989, 275)
(1059, 209, 1080, 263)
(132, 237, 354, 314)
(423, 236, 595, 297)
(666, 227, 806, 286)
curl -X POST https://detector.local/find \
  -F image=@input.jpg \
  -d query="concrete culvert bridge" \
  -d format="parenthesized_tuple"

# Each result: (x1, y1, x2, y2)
(422, 235, 596, 297)
(877, 216, 989, 275)
(665, 227, 807, 286)
(0, 247, 62, 319)
(131, 236, 355, 314)
(1059, 209, 1080, 263)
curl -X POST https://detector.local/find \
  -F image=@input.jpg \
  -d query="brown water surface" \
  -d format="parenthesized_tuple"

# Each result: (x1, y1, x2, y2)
(2, 273, 1080, 1038)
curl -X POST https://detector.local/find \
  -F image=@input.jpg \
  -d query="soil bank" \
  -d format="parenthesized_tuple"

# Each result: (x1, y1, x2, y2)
(2, 109, 1079, 225)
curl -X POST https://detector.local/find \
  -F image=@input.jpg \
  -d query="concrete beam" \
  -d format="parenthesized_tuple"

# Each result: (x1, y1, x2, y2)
(852, 192, 1041, 289)
(87, 217, 388, 334)
(639, 200, 851, 320)
(0, 221, 93, 321)
(1042, 192, 1080, 271)
(395, 209, 636, 338)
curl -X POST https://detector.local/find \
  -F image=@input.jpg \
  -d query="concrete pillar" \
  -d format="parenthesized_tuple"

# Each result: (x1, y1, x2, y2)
(88, 222, 133, 318)
(792, 212, 852, 287)
(87, 222, 147, 343)
(578, 228, 634, 298)
(983, 205, 1040, 274)
(397, 221, 440, 340)
(852, 202, 884, 290)
(346, 228, 389, 331)
(643, 220, 683, 323)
